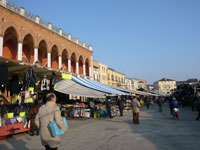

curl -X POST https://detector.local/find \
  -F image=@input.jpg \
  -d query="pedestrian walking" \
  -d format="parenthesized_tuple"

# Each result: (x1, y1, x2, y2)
(171, 97, 179, 119)
(169, 97, 173, 115)
(117, 97, 124, 116)
(157, 97, 164, 112)
(35, 93, 67, 150)
(131, 96, 141, 124)
(146, 96, 151, 109)
(106, 97, 112, 118)
(89, 99, 95, 117)
(195, 92, 200, 120)
(29, 100, 40, 136)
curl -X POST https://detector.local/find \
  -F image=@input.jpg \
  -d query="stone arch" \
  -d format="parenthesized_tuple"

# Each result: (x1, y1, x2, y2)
(3, 25, 20, 41)
(38, 40, 48, 67)
(71, 52, 76, 74)
(85, 58, 90, 77)
(37, 36, 49, 51)
(22, 34, 34, 64)
(78, 55, 84, 75)
(61, 49, 68, 72)
(3, 27, 18, 60)
(51, 45, 59, 70)
(21, 31, 36, 45)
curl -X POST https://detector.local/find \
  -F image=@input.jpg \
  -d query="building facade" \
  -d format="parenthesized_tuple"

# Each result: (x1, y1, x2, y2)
(92, 60, 100, 81)
(98, 62, 108, 85)
(153, 78, 176, 94)
(0, 0, 93, 78)
(125, 78, 132, 90)
(107, 68, 125, 88)
(146, 85, 154, 91)
(130, 78, 139, 90)
(129, 78, 147, 90)
(138, 80, 147, 89)
(92, 60, 108, 84)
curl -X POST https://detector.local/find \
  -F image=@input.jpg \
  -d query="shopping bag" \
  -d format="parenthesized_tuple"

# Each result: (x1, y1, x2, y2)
(49, 117, 68, 137)
(49, 120, 64, 137)
(20, 112, 26, 118)
(7, 113, 14, 119)
(62, 117, 68, 129)
(5, 118, 17, 125)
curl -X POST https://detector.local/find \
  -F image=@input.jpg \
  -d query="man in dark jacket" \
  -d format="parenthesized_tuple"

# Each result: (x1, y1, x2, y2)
(118, 97, 124, 116)
(106, 97, 112, 118)
(146, 97, 151, 109)
(195, 92, 200, 120)
(157, 97, 164, 112)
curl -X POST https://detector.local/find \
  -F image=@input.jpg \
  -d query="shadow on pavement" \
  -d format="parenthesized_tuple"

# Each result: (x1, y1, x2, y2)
(0, 134, 29, 150)
(126, 104, 200, 150)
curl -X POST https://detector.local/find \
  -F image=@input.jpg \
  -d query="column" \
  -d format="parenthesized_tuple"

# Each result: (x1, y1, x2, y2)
(76, 61, 79, 74)
(18, 42, 22, 61)
(0, 36, 3, 57)
(58, 56, 62, 70)
(83, 64, 86, 76)
(47, 52, 51, 68)
(89, 66, 92, 78)
(68, 58, 71, 72)
(90, 56, 93, 79)
(34, 47, 38, 63)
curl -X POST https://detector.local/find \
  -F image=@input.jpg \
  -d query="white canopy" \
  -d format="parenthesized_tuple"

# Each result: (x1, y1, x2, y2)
(55, 79, 107, 98)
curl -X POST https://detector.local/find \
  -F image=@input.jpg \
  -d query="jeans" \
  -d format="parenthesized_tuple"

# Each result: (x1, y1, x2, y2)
(133, 112, 139, 124)
(120, 108, 123, 116)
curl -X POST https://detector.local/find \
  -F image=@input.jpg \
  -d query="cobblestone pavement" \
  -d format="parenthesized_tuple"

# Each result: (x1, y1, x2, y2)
(1, 104, 200, 150)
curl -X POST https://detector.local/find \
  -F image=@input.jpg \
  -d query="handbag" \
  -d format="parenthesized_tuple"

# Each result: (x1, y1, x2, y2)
(49, 117, 68, 137)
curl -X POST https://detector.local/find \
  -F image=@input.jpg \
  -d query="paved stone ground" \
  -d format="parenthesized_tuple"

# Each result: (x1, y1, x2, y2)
(0, 103, 200, 150)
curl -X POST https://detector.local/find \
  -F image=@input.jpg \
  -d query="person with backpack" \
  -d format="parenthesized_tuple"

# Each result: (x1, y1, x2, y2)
(172, 97, 179, 119)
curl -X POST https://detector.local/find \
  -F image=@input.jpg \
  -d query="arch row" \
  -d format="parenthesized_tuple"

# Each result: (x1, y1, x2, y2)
(1, 26, 91, 76)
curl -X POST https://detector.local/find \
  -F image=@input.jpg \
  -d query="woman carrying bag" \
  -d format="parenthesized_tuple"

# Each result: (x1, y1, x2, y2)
(35, 93, 67, 150)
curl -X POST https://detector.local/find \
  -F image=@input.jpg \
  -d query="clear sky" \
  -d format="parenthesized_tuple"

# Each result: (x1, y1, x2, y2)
(9, 0, 200, 84)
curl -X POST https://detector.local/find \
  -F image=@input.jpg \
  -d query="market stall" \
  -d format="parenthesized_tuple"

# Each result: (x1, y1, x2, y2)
(0, 57, 62, 140)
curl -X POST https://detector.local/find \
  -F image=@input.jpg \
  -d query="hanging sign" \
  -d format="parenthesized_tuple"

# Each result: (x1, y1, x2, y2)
(62, 73, 72, 80)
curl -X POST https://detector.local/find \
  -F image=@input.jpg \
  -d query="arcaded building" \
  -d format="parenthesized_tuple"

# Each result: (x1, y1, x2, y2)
(0, 0, 93, 77)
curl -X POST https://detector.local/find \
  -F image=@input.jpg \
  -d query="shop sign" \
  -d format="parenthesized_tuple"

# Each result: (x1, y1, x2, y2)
(62, 73, 72, 80)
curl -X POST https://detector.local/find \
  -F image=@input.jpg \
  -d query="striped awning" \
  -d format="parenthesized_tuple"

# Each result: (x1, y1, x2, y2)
(55, 79, 107, 98)
(72, 77, 128, 95)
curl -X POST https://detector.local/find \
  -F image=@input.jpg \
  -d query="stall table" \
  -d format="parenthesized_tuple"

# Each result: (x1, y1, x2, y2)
(0, 122, 30, 140)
